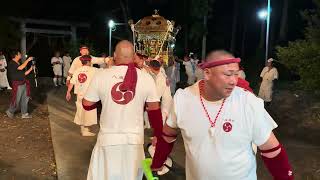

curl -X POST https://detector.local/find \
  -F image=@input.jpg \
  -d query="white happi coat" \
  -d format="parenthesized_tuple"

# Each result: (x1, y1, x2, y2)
(166, 63, 180, 94)
(144, 69, 172, 128)
(70, 66, 98, 126)
(68, 56, 107, 76)
(194, 66, 204, 81)
(166, 82, 277, 180)
(238, 70, 246, 80)
(84, 66, 159, 180)
(0, 56, 10, 88)
(183, 60, 197, 85)
(63, 55, 72, 78)
(258, 67, 278, 102)
(51, 57, 63, 76)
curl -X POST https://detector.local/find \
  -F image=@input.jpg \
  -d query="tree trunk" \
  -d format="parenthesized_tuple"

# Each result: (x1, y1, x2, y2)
(201, 15, 207, 60)
(241, 20, 247, 58)
(184, 0, 189, 54)
(230, 0, 239, 53)
(120, 0, 131, 39)
(279, 0, 288, 42)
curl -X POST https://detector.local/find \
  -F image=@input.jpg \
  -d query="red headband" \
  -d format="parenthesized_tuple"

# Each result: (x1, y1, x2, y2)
(198, 58, 241, 69)
(80, 57, 92, 61)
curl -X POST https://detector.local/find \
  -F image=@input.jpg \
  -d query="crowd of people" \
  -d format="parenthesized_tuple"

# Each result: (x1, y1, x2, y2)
(2, 40, 288, 180)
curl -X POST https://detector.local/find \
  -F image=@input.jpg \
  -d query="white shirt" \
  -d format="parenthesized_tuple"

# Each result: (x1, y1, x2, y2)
(84, 66, 159, 146)
(260, 67, 278, 82)
(166, 63, 180, 83)
(148, 70, 172, 118)
(70, 66, 97, 96)
(183, 61, 194, 74)
(68, 56, 108, 75)
(63, 56, 72, 69)
(51, 57, 63, 68)
(167, 82, 277, 180)
(239, 70, 246, 80)
(0, 56, 7, 70)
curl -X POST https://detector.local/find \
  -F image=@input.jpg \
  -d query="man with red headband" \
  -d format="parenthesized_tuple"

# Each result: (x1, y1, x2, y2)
(65, 55, 97, 136)
(66, 45, 111, 86)
(83, 41, 162, 180)
(151, 50, 294, 180)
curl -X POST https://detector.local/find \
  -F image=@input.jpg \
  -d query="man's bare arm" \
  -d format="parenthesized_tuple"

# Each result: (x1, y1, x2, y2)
(17, 57, 32, 70)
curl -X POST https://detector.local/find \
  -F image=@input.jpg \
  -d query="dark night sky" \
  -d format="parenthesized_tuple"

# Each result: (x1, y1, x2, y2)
(1, 0, 316, 77)
(2, 0, 315, 49)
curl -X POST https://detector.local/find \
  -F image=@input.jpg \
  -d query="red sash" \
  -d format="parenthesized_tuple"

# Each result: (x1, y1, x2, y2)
(10, 80, 30, 106)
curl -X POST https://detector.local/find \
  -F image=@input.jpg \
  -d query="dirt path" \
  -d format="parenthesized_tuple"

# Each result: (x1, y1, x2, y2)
(0, 89, 57, 180)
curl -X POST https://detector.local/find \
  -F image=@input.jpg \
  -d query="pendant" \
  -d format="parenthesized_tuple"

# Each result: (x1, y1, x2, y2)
(209, 127, 215, 137)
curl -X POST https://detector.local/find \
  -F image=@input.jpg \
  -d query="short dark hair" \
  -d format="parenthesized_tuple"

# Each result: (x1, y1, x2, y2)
(80, 55, 91, 65)
(10, 50, 20, 59)
(79, 45, 89, 50)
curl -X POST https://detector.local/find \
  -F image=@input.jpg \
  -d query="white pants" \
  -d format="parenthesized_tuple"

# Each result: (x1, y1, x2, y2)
(53, 65, 62, 76)
(63, 66, 70, 78)
(74, 95, 97, 126)
(87, 144, 144, 180)
(186, 71, 195, 85)
(258, 80, 274, 102)
(0, 70, 10, 88)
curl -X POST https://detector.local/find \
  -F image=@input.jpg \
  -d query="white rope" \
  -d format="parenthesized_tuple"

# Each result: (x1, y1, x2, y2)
(156, 23, 172, 57)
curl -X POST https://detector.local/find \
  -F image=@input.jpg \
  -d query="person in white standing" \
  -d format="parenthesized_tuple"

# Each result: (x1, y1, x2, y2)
(62, 52, 72, 84)
(66, 45, 111, 86)
(66, 55, 98, 136)
(0, 52, 12, 90)
(98, 53, 108, 69)
(140, 58, 173, 175)
(83, 41, 164, 180)
(258, 58, 279, 106)
(238, 65, 246, 80)
(183, 53, 197, 85)
(166, 56, 180, 95)
(51, 51, 63, 86)
(151, 50, 294, 180)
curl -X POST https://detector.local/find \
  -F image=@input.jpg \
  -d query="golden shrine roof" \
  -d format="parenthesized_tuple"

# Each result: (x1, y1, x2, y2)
(134, 10, 172, 33)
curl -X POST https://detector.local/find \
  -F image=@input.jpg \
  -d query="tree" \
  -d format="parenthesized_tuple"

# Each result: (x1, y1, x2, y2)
(276, 0, 320, 91)
(230, 0, 239, 53)
(279, 0, 289, 42)
(188, 0, 216, 59)
(120, 0, 132, 39)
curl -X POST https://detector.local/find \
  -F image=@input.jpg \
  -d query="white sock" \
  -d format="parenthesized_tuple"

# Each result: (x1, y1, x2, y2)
(58, 77, 62, 85)
(53, 78, 57, 86)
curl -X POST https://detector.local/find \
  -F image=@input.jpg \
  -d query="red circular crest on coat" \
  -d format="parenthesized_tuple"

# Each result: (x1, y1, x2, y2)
(111, 82, 135, 105)
(223, 122, 233, 132)
(78, 73, 87, 83)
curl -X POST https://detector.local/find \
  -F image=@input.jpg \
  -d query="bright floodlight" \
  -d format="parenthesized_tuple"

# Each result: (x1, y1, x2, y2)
(258, 9, 268, 20)
(170, 44, 175, 48)
(108, 20, 115, 28)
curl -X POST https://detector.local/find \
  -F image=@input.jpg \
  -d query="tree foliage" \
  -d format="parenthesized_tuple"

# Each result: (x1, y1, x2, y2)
(276, 0, 320, 90)
(188, 0, 215, 46)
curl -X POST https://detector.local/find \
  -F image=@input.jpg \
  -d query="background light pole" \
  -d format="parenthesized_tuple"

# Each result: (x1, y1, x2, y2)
(108, 20, 127, 56)
(108, 20, 115, 56)
(258, 0, 271, 64)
